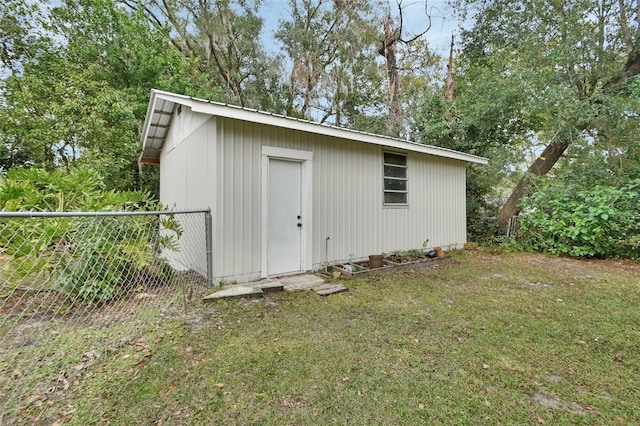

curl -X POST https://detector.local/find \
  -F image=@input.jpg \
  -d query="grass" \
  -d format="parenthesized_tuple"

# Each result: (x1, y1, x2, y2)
(12, 250, 640, 424)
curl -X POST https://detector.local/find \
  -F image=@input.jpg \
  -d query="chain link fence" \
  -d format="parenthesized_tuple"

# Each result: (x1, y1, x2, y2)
(467, 214, 520, 243)
(0, 210, 212, 425)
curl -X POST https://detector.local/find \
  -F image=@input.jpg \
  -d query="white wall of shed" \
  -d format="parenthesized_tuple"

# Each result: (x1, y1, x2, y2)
(212, 117, 467, 283)
(159, 111, 216, 277)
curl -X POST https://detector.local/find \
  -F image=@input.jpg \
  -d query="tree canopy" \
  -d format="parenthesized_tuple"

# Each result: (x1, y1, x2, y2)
(454, 0, 640, 228)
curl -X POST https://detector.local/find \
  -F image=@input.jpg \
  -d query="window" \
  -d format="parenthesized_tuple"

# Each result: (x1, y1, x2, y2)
(383, 152, 408, 205)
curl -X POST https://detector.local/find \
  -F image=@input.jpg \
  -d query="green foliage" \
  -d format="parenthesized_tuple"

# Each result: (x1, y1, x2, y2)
(0, 168, 181, 302)
(518, 178, 640, 259)
(0, 0, 205, 192)
(274, 0, 384, 126)
(450, 0, 640, 227)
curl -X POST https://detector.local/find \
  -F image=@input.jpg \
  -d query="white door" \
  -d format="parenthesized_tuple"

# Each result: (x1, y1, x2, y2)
(267, 158, 302, 275)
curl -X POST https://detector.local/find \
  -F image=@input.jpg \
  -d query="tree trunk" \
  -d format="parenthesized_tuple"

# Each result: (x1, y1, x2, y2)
(445, 34, 455, 102)
(382, 15, 401, 136)
(496, 139, 570, 231)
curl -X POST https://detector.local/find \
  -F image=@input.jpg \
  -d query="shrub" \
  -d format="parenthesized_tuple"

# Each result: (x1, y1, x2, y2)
(0, 168, 181, 302)
(518, 179, 640, 259)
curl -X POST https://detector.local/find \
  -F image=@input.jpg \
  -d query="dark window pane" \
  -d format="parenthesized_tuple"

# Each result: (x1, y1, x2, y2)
(384, 179, 407, 191)
(384, 152, 407, 166)
(384, 192, 407, 204)
(384, 164, 406, 178)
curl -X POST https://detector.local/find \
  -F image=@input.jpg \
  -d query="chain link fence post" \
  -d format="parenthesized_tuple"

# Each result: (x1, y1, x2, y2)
(205, 208, 214, 288)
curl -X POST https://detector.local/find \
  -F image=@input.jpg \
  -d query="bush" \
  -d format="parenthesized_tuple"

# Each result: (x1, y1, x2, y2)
(0, 168, 180, 302)
(518, 179, 640, 259)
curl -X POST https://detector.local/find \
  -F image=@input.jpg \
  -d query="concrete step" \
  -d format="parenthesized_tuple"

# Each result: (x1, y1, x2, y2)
(203, 286, 263, 301)
(315, 284, 348, 296)
(279, 274, 327, 291)
(250, 282, 285, 293)
(203, 275, 348, 300)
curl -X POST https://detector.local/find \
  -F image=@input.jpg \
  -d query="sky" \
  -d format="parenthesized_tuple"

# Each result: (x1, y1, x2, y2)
(258, 0, 464, 56)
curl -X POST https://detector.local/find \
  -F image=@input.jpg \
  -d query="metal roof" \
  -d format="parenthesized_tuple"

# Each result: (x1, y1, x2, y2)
(139, 89, 488, 165)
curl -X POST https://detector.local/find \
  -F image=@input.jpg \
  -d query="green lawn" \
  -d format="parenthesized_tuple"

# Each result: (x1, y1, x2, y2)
(19, 251, 640, 424)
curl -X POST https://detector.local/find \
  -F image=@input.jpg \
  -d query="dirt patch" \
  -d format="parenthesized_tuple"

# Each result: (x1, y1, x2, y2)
(0, 288, 70, 318)
(532, 392, 588, 414)
(579, 257, 640, 277)
(471, 250, 640, 279)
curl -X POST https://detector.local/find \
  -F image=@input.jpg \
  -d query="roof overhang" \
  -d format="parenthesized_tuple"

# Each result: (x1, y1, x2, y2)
(139, 89, 489, 166)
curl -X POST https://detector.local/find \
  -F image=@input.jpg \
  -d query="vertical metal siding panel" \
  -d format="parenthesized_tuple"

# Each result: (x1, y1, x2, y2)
(160, 111, 187, 210)
(184, 120, 210, 272)
(160, 117, 217, 276)
(314, 139, 380, 263)
(215, 119, 225, 280)
(422, 157, 467, 249)
(216, 119, 228, 278)
(242, 122, 251, 276)
(245, 121, 261, 276)
(217, 119, 269, 281)
(209, 116, 468, 279)
(430, 158, 446, 246)
(234, 119, 243, 275)
(228, 119, 239, 277)
(185, 122, 209, 208)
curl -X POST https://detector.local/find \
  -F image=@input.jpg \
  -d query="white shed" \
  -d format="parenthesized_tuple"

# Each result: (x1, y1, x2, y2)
(140, 89, 487, 284)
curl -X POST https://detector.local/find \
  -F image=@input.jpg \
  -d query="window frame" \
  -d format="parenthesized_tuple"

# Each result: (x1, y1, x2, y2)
(382, 151, 408, 206)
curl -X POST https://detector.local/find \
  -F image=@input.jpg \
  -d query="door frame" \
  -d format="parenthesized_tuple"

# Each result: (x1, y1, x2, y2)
(261, 146, 313, 278)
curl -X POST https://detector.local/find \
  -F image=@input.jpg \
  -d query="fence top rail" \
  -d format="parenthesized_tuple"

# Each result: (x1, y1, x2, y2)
(0, 209, 211, 218)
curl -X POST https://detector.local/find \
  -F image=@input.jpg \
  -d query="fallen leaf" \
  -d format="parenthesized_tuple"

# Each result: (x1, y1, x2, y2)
(215, 383, 226, 388)
(418, 403, 425, 410)
(537, 416, 546, 424)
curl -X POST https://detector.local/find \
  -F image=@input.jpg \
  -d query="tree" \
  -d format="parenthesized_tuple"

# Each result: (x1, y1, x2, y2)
(0, 0, 199, 191)
(275, 0, 384, 126)
(378, 0, 433, 136)
(456, 0, 640, 231)
(126, 0, 282, 110)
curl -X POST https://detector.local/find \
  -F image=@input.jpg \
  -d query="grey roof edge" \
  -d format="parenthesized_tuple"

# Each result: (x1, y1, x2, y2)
(140, 89, 489, 165)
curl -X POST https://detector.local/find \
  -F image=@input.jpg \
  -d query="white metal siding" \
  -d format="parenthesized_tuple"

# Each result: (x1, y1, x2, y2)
(160, 115, 216, 276)
(211, 118, 468, 282)
(214, 119, 263, 282)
